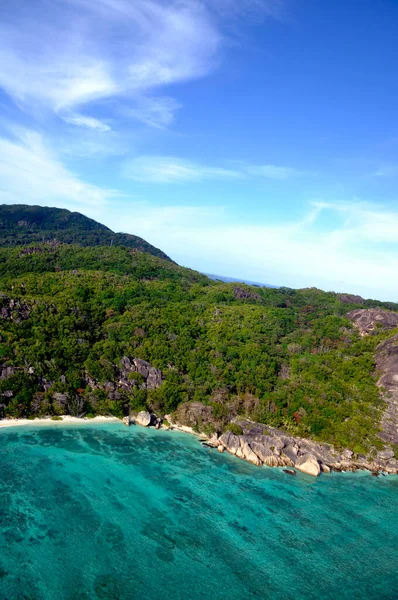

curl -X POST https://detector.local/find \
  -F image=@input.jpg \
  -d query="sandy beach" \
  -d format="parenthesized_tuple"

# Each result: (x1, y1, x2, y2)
(0, 415, 121, 428)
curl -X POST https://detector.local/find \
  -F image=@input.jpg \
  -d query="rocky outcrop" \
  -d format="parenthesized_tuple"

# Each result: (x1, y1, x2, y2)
(0, 365, 15, 380)
(233, 286, 262, 303)
(347, 308, 398, 336)
(0, 296, 31, 322)
(216, 423, 327, 475)
(201, 418, 398, 476)
(118, 357, 163, 390)
(338, 294, 364, 305)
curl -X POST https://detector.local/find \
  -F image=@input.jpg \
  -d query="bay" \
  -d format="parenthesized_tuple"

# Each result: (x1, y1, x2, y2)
(0, 423, 397, 600)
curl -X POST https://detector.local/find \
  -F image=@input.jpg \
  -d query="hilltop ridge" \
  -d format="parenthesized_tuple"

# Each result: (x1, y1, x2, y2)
(0, 204, 171, 261)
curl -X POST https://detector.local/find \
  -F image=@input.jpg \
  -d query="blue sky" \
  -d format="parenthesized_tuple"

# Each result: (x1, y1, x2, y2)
(1, 0, 398, 299)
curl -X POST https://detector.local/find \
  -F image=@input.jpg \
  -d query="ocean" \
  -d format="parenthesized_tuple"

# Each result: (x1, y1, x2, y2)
(0, 423, 397, 599)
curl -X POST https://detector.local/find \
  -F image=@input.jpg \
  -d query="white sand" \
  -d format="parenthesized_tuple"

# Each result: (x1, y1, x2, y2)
(0, 415, 121, 428)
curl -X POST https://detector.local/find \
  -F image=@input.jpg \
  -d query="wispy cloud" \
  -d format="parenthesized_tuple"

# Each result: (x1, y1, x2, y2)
(62, 114, 111, 132)
(311, 200, 398, 244)
(245, 164, 304, 179)
(374, 165, 398, 177)
(122, 156, 243, 183)
(0, 128, 120, 212)
(0, 0, 220, 128)
(0, 0, 283, 130)
(124, 96, 182, 129)
(122, 156, 305, 183)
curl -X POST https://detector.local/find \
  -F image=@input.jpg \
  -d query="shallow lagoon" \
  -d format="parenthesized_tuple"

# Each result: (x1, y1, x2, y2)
(0, 423, 397, 600)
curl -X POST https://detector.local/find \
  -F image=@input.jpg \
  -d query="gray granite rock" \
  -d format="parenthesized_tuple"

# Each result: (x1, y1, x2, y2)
(135, 411, 152, 427)
(295, 453, 321, 477)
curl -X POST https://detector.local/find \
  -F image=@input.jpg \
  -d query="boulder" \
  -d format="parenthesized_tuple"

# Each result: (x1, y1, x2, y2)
(236, 439, 263, 466)
(377, 448, 394, 461)
(135, 411, 152, 427)
(249, 441, 280, 467)
(217, 445, 224, 453)
(122, 416, 130, 426)
(295, 453, 321, 477)
(341, 449, 354, 460)
(282, 445, 298, 464)
(121, 356, 132, 370)
(146, 367, 163, 389)
(0, 366, 15, 380)
(218, 431, 241, 455)
(132, 358, 151, 378)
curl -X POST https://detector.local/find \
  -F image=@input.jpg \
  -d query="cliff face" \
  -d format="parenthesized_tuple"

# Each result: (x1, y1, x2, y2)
(376, 335, 398, 446)
(347, 308, 398, 449)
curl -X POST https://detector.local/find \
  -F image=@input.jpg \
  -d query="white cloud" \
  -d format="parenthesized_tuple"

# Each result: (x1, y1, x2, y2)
(104, 200, 398, 300)
(0, 0, 283, 132)
(62, 114, 111, 132)
(0, 0, 220, 125)
(311, 201, 398, 244)
(0, 128, 120, 213)
(122, 155, 305, 183)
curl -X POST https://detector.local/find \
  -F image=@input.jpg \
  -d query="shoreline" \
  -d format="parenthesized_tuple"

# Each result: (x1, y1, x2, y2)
(0, 415, 121, 428)
(1, 414, 397, 478)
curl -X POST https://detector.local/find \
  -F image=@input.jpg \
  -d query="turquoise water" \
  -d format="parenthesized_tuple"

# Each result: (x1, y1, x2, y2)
(0, 424, 397, 600)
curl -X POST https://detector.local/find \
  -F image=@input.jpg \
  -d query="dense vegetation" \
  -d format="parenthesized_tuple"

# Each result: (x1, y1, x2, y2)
(1, 238, 397, 455)
(0, 204, 171, 261)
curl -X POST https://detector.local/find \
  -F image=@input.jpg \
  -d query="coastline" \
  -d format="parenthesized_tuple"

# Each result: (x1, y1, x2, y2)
(0, 415, 121, 428)
(1, 413, 397, 477)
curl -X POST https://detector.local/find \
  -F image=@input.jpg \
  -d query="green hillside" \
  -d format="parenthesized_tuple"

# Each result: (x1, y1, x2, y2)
(1, 239, 397, 456)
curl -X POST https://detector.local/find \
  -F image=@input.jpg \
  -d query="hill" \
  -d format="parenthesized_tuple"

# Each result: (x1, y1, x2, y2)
(0, 204, 171, 261)
(1, 239, 398, 474)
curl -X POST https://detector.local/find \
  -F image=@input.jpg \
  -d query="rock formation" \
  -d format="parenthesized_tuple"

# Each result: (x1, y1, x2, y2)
(0, 295, 31, 322)
(346, 309, 398, 451)
(347, 308, 398, 336)
(375, 333, 398, 446)
(194, 417, 398, 476)
(337, 294, 364, 305)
